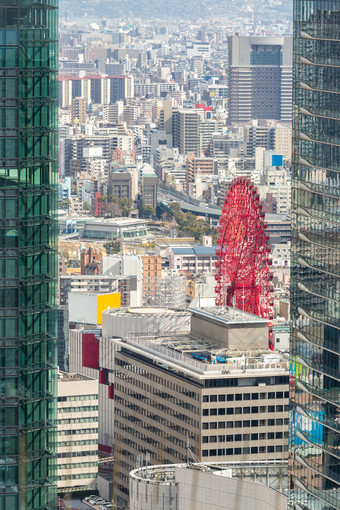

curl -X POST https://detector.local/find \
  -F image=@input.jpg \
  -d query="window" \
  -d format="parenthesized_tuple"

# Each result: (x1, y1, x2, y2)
(251, 420, 258, 427)
(203, 436, 209, 443)
(227, 395, 234, 401)
(218, 395, 225, 402)
(251, 407, 258, 413)
(226, 422, 233, 429)
(227, 408, 234, 415)
(203, 409, 209, 416)
(251, 393, 258, 400)
(203, 423, 209, 430)
(210, 409, 217, 416)
(243, 407, 250, 414)
(210, 395, 217, 402)
(210, 422, 217, 430)
(209, 449, 217, 456)
(203, 396, 209, 403)
(218, 422, 225, 429)
(251, 433, 258, 440)
(218, 408, 225, 415)
(210, 436, 217, 443)
(235, 394, 242, 401)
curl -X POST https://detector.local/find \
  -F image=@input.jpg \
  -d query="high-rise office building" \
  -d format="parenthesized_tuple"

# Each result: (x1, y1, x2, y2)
(0, 2, 58, 509)
(228, 36, 292, 124)
(289, 1, 340, 509)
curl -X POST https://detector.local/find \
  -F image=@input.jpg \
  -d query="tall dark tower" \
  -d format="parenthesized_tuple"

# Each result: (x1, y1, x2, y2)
(290, 1, 340, 510)
(0, 2, 58, 509)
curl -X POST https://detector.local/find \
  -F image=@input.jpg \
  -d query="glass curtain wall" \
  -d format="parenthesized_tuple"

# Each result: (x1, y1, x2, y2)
(290, 1, 340, 510)
(0, 1, 58, 509)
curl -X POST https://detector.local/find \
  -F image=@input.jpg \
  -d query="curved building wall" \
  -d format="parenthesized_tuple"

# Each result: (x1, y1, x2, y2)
(129, 466, 287, 510)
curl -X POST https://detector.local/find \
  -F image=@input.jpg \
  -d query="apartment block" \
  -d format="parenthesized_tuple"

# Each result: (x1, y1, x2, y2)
(57, 372, 99, 493)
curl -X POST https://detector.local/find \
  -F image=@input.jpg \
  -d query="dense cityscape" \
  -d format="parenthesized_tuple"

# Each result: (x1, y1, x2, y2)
(0, 1, 338, 510)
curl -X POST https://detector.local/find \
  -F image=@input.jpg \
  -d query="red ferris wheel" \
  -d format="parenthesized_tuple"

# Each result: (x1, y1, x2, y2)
(215, 177, 273, 319)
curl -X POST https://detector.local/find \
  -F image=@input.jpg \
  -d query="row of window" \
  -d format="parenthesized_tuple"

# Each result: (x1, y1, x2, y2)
(202, 391, 289, 402)
(58, 472, 97, 481)
(57, 450, 98, 458)
(202, 445, 288, 457)
(203, 417, 289, 429)
(57, 394, 98, 402)
(58, 461, 97, 470)
(58, 405, 98, 414)
(58, 428, 98, 436)
(58, 417, 98, 425)
(202, 404, 289, 416)
(58, 439, 98, 447)
(202, 431, 289, 443)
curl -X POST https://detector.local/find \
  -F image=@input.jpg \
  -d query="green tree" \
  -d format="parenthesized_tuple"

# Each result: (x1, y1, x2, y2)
(104, 240, 121, 254)
(120, 198, 134, 217)
(140, 205, 155, 219)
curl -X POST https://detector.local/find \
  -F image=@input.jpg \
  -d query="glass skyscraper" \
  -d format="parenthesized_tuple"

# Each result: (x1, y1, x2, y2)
(0, 1, 58, 509)
(290, 1, 340, 510)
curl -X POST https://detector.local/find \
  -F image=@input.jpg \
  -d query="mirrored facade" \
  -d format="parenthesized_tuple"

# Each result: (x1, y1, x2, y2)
(290, 1, 340, 510)
(0, 1, 58, 509)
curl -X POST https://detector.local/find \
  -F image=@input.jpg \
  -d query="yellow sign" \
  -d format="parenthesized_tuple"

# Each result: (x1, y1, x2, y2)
(96, 293, 121, 325)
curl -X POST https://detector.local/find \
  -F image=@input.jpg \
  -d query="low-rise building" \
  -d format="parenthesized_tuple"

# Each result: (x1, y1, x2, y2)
(169, 246, 217, 274)
(57, 372, 99, 494)
(83, 218, 148, 240)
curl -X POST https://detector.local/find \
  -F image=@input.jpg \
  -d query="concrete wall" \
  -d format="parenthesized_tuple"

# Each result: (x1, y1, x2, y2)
(129, 466, 288, 510)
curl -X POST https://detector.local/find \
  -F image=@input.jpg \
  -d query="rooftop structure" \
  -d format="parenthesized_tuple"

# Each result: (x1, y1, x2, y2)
(82, 218, 148, 240)
(130, 461, 288, 510)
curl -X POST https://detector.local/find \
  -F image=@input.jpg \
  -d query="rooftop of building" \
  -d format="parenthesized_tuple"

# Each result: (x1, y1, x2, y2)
(171, 246, 217, 255)
(84, 217, 147, 226)
(105, 306, 189, 316)
(119, 306, 287, 376)
(58, 371, 96, 382)
(130, 460, 288, 492)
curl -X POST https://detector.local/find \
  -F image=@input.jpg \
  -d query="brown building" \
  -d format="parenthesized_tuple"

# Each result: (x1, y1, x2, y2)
(141, 255, 162, 304)
(80, 247, 103, 275)
(186, 153, 215, 192)
(71, 96, 87, 125)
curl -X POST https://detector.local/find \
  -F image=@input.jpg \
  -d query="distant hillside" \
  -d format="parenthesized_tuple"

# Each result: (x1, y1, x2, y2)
(60, 0, 292, 22)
